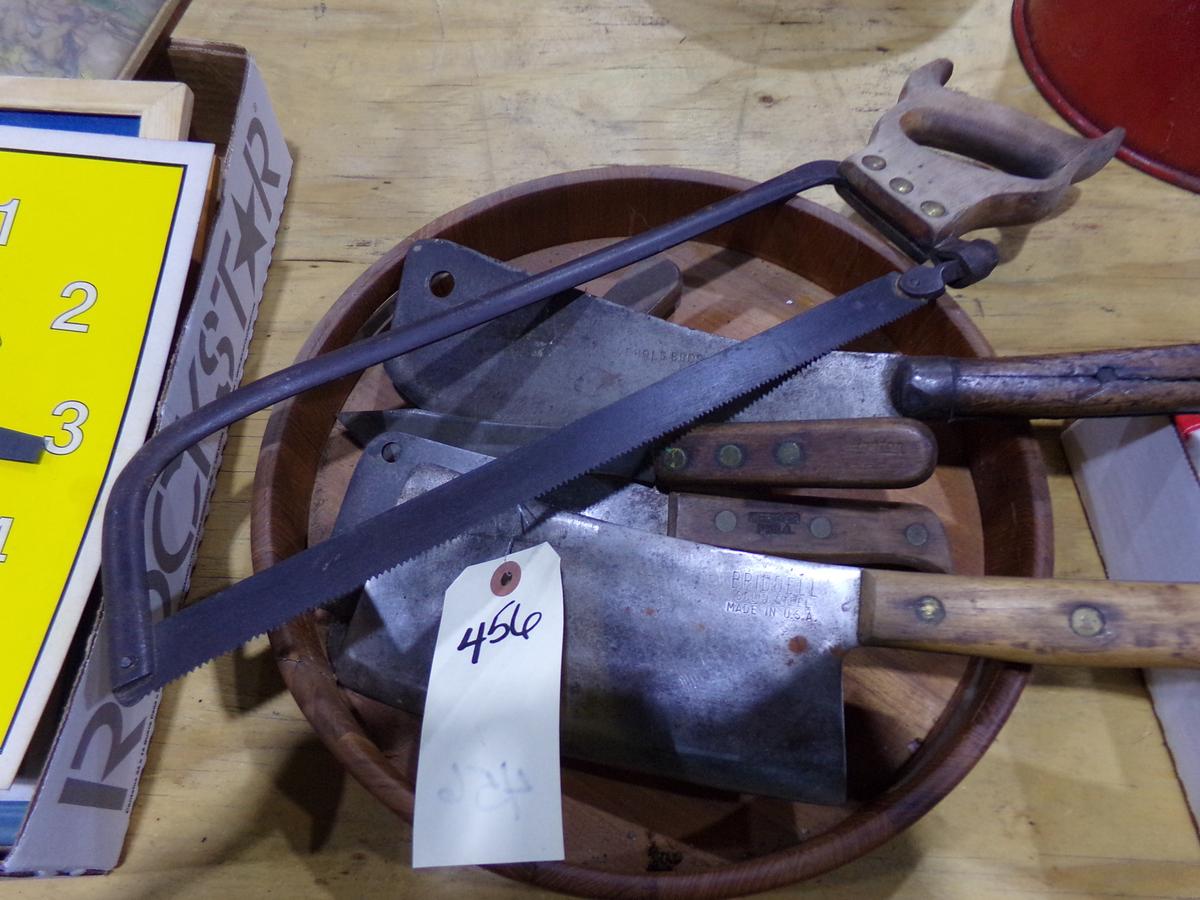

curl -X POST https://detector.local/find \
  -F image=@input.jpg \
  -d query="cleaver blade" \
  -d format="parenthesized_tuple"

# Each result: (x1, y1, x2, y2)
(387, 241, 1200, 425)
(332, 459, 859, 805)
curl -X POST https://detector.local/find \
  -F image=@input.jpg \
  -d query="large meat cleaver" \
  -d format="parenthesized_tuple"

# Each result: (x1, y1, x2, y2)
(330, 435, 1198, 804)
(386, 241, 1200, 425)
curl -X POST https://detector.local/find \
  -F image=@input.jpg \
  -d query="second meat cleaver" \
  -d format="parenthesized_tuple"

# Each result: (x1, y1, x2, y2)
(331, 451, 1200, 805)
(386, 241, 1200, 425)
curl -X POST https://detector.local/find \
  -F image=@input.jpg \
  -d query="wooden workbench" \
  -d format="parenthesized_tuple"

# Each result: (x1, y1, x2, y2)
(18, 0, 1200, 896)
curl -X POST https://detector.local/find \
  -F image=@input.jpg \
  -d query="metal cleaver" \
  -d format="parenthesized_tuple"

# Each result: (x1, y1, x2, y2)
(331, 454, 1200, 805)
(385, 241, 1200, 425)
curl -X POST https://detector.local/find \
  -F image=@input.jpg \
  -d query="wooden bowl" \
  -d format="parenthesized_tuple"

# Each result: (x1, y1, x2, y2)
(252, 166, 1051, 897)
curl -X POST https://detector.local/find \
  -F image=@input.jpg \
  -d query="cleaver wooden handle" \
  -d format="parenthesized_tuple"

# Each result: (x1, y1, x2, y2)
(654, 418, 936, 488)
(860, 569, 1200, 667)
(669, 493, 953, 572)
(893, 345, 1200, 419)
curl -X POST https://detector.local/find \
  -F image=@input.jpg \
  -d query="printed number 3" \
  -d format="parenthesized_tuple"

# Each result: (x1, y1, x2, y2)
(45, 401, 89, 455)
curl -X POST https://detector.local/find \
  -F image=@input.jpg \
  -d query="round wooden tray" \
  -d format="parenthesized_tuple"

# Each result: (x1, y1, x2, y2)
(252, 167, 1052, 897)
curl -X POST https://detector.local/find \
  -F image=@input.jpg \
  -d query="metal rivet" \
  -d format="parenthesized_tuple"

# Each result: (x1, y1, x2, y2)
(381, 442, 402, 463)
(809, 516, 833, 539)
(862, 154, 886, 171)
(920, 200, 947, 218)
(1069, 605, 1105, 638)
(660, 446, 688, 470)
(118, 655, 135, 670)
(714, 510, 738, 533)
(717, 444, 744, 468)
(775, 440, 804, 466)
(905, 523, 929, 547)
(889, 177, 914, 194)
(915, 596, 945, 624)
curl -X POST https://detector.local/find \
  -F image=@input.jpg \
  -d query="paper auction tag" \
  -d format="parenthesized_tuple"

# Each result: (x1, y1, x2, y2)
(412, 542, 565, 868)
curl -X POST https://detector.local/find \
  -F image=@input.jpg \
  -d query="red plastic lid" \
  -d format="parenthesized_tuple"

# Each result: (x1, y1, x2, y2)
(1013, 0, 1200, 193)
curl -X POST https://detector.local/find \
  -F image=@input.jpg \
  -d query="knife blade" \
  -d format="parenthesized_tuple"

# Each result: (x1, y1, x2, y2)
(385, 242, 1200, 425)
(333, 461, 1200, 804)
(340, 408, 939, 489)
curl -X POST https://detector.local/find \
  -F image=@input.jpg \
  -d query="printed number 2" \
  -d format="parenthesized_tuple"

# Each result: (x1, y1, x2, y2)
(0, 198, 17, 245)
(44, 400, 89, 455)
(52, 281, 97, 333)
(0, 516, 11, 562)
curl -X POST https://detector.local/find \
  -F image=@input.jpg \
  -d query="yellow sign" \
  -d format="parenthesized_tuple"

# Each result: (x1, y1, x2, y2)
(0, 127, 212, 787)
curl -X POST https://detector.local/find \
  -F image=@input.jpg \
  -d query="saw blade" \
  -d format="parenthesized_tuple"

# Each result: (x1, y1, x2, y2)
(125, 269, 925, 701)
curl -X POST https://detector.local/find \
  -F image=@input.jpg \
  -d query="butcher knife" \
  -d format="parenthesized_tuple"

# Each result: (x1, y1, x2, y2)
(340, 409, 940, 489)
(386, 241, 1200, 426)
(332, 460, 1200, 804)
(329, 431, 953, 574)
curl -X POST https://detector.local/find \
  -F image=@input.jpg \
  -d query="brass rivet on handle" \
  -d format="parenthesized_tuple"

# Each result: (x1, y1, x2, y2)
(920, 200, 947, 218)
(714, 510, 738, 533)
(717, 444, 744, 468)
(862, 154, 887, 171)
(1069, 605, 1105, 638)
(915, 596, 945, 625)
(905, 523, 929, 546)
(809, 516, 833, 539)
(661, 446, 688, 470)
(775, 440, 804, 466)
(889, 177, 914, 194)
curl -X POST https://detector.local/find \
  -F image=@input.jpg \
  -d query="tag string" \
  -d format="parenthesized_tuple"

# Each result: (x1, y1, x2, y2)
(505, 503, 535, 559)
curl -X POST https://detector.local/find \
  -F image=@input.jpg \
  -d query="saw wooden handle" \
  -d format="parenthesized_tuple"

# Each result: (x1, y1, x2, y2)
(839, 59, 1121, 248)
(893, 345, 1200, 419)
(860, 569, 1200, 667)
(668, 493, 953, 572)
(654, 418, 936, 488)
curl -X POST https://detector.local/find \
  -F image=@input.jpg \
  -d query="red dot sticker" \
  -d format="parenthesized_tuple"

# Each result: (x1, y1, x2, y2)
(490, 560, 521, 596)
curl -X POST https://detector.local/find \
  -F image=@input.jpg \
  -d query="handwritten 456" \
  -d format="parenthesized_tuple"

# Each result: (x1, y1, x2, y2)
(457, 598, 543, 665)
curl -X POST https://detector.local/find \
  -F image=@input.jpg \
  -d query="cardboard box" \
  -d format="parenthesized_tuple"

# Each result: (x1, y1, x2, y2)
(0, 39, 292, 875)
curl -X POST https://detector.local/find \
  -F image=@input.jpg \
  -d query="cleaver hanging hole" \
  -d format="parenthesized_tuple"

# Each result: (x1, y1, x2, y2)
(428, 270, 455, 298)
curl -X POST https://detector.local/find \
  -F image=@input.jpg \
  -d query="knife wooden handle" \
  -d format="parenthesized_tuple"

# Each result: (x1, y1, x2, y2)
(669, 494, 953, 572)
(893, 345, 1200, 419)
(654, 419, 936, 488)
(860, 569, 1200, 667)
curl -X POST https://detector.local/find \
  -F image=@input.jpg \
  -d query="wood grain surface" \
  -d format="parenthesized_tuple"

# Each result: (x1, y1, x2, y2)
(15, 0, 1200, 897)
